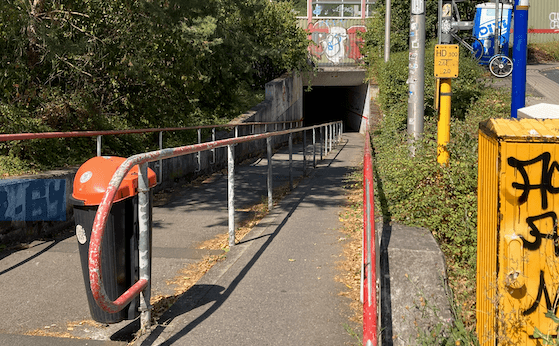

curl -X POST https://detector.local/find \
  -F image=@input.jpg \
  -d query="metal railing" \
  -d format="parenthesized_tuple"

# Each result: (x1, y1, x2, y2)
(362, 131, 378, 346)
(0, 120, 302, 183)
(88, 121, 343, 332)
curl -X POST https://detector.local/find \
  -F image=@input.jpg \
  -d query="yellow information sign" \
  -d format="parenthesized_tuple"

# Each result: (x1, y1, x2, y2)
(434, 44, 459, 78)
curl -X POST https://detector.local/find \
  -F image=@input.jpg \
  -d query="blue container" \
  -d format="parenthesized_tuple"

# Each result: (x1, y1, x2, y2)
(473, 2, 513, 64)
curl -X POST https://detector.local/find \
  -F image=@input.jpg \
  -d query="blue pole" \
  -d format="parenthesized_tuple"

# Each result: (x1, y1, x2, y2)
(511, 0, 529, 118)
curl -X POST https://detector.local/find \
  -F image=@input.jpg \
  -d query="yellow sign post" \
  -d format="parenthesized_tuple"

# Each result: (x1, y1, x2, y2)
(478, 119, 559, 345)
(435, 44, 459, 164)
(434, 44, 459, 78)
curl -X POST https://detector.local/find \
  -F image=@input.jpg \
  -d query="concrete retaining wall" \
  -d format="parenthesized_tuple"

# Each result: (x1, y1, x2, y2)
(0, 73, 303, 245)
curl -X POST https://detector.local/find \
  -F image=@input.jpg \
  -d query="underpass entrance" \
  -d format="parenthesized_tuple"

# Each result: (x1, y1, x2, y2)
(302, 68, 371, 133)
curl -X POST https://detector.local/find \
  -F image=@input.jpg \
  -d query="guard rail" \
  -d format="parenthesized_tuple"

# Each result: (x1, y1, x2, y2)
(88, 121, 344, 332)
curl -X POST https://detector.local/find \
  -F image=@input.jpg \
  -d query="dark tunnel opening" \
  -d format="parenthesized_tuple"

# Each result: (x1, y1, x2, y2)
(303, 84, 369, 133)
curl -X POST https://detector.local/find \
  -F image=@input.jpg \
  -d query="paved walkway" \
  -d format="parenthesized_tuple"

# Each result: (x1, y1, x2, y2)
(0, 132, 363, 345)
(489, 62, 559, 106)
(138, 133, 363, 346)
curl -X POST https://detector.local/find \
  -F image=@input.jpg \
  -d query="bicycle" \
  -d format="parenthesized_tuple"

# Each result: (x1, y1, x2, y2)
(451, 31, 484, 61)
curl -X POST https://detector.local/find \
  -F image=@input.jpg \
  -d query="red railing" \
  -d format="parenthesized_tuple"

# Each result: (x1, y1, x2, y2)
(362, 131, 378, 345)
(0, 120, 303, 183)
(0, 121, 302, 142)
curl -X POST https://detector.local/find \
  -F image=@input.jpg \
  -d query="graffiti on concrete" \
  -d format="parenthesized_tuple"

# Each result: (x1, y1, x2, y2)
(307, 20, 366, 64)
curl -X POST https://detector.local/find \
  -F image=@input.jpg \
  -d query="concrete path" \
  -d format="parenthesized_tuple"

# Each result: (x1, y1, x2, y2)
(489, 62, 559, 106)
(137, 133, 364, 346)
(0, 131, 361, 345)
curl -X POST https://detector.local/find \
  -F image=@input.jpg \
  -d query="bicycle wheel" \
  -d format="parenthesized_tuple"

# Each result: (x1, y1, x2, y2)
(489, 55, 513, 78)
(462, 36, 484, 61)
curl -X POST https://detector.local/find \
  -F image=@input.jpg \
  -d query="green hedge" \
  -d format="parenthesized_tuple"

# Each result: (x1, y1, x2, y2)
(364, 20, 511, 329)
(0, 0, 309, 176)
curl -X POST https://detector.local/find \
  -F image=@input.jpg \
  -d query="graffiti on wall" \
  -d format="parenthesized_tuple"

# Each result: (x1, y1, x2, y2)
(307, 20, 366, 65)
(551, 12, 559, 29)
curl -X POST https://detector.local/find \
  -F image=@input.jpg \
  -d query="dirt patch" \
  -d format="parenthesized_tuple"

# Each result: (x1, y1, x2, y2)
(25, 320, 104, 339)
(528, 45, 557, 64)
(336, 168, 365, 326)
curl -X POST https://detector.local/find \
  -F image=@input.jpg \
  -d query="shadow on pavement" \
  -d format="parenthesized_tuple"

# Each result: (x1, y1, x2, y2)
(139, 186, 308, 346)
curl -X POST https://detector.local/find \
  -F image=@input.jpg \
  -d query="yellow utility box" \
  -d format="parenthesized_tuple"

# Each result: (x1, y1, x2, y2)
(478, 118, 559, 345)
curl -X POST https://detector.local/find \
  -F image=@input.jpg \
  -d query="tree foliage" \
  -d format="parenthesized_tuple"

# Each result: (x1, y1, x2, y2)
(0, 0, 309, 174)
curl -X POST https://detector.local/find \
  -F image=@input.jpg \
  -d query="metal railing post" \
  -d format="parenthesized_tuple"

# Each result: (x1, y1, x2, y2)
(227, 144, 235, 247)
(196, 128, 202, 172)
(97, 135, 102, 157)
(235, 126, 239, 138)
(324, 125, 329, 156)
(303, 129, 307, 175)
(328, 124, 334, 152)
(265, 124, 268, 133)
(158, 131, 163, 184)
(289, 133, 293, 190)
(312, 128, 316, 168)
(137, 162, 152, 332)
(211, 128, 216, 165)
(267, 137, 273, 211)
(320, 127, 323, 160)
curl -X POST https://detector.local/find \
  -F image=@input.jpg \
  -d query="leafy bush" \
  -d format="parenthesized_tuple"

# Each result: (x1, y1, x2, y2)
(0, 0, 309, 176)
(364, 1, 511, 332)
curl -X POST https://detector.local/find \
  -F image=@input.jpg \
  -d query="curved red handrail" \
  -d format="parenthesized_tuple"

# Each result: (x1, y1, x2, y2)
(363, 131, 378, 345)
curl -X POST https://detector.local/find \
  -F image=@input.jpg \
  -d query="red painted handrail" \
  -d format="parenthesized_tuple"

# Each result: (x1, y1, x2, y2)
(363, 131, 378, 346)
(0, 121, 302, 142)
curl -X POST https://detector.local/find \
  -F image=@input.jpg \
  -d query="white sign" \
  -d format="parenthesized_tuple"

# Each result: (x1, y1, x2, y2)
(411, 0, 424, 15)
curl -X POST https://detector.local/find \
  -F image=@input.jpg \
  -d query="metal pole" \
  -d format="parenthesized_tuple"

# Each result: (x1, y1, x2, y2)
(158, 132, 163, 185)
(303, 129, 307, 175)
(363, 132, 378, 346)
(307, 0, 312, 27)
(511, 0, 529, 118)
(320, 127, 323, 160)
(324, 125, 328, 156)
(289, 133, 293, 190)
(494, 0, 500, 56)
(384, 0, 391, 62)
(235, 126, 238, 138)
(267, 137, 273, 211)
(196, 129, 201, 172)
(96, 135, 102, 157)
(407, 0, 426, 143)
(329, 124, 333, 152)
(437, 79, 452, 164)
(137, 163, 151, 333)
(312, 128, 316, 168)
(227, 145, 235, 247)
(211, 128, 216, 164)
